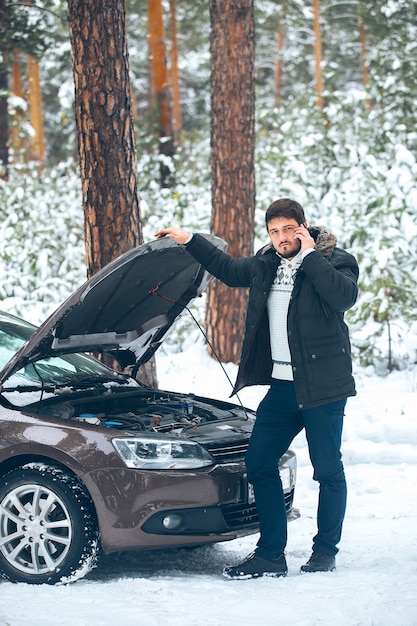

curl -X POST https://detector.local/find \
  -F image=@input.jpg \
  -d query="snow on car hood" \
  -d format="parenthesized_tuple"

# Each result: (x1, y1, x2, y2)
(0, 235, 226, 383)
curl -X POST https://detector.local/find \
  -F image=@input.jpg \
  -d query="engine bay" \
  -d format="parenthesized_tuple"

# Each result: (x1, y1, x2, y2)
(36, 387, 254, 438)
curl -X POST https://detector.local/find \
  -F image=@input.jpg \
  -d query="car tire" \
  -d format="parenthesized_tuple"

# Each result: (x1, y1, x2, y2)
(0, 462, 100, 584)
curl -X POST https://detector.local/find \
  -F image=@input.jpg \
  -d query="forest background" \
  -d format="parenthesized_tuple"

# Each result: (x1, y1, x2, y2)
(0, 0, 417, 376)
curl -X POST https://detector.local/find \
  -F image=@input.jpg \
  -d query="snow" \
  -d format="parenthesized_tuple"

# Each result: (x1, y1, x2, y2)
(1, 341, 416, 626)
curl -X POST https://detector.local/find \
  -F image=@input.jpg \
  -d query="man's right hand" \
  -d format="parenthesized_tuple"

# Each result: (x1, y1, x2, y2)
(154, 227, 192, 245)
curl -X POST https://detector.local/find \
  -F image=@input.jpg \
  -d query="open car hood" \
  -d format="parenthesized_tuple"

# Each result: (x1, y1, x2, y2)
(0, 235, 226, 383)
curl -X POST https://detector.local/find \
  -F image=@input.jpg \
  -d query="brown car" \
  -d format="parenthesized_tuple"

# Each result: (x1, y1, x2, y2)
(0, 235, 297, 584)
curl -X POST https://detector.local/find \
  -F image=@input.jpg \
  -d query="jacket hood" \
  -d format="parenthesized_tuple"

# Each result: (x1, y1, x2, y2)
(259, 225, 337, 258)
(0, 234, 226, 384)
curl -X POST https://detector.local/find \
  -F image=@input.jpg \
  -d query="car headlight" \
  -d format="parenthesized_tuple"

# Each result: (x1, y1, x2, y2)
(279, 452, 297, 491)
(112, 437, 214, 469)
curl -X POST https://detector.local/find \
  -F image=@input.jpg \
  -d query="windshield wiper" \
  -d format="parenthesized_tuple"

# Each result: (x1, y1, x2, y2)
(1, 374, 130, 394)
(70, 373, 130, 387)
(1, 383, 55, 393)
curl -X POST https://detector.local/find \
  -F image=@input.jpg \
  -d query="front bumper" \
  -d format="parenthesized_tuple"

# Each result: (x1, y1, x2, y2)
(87, 458, 296, 554)
(141, 487, 296, 535)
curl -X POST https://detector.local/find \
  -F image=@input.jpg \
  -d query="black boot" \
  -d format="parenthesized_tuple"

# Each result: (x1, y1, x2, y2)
(300, 550, 336, 573)
(223, 552, 288, 580)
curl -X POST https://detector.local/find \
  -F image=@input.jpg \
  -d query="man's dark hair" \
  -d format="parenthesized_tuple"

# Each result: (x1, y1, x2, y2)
(265, 198, 306, 228)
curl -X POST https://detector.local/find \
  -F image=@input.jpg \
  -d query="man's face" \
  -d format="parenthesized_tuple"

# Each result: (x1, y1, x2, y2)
(267, 216, 304, 259)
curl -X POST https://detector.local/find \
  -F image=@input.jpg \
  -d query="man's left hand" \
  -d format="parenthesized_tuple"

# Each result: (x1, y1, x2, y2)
(294, 224, 315, 254)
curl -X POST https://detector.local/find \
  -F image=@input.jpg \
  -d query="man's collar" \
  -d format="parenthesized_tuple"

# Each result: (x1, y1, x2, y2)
(277, 249, 303, 264)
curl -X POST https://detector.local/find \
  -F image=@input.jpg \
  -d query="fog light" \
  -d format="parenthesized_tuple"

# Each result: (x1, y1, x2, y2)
(162, 514, 182, 530)
(279, 466, 291, 491)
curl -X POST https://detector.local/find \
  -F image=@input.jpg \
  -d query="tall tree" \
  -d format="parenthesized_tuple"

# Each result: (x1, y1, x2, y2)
(68, 0, 141, 275)
(68, 0, 157, 386)
(274, 2, 288, 108)
(0, 0, 54, 175)
(358, 2, 371, 112)
(169, 0, 182, 143)
(362, 0, 417, 148)
(11, 50, 24, 155)
(147, 0, 175, 185)
(208, 0, 255, 364)
(312, 0, 323, 107)
(0, 0, 8, 177)
(28, 55, 45, 162)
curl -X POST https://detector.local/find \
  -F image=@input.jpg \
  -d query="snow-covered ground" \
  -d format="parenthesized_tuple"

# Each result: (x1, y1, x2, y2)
(1, 342, 416, 626)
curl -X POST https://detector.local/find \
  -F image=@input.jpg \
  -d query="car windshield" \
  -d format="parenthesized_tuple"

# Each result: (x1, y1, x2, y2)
(0, 312, 127, 392)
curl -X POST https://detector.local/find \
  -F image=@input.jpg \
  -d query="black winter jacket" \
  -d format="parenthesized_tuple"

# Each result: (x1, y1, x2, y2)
(186, 227, 359, 410)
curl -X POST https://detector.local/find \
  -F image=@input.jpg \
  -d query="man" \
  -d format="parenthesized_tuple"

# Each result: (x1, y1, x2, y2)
(155, 197, 359, 579)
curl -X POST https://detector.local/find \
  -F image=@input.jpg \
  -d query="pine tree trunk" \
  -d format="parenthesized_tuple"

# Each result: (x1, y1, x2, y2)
(147, 0, 175, 185)
(0, 63, 8, 178)
(208, 0, 255, 365)
(68, 0, 157, 388)
(169, 0, 182, 143)
(359, 1, 371, 112)
(0, 0, 8, 178)
(11, 50, 23, 157)
(28, 55, 45, 163)
(274, 3, 287, 107)
(313, 0, 323, 107)
(68, 0, 142, 276)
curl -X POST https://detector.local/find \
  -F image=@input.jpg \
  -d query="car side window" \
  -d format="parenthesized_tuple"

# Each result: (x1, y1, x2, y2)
(0, 329, 26, 370)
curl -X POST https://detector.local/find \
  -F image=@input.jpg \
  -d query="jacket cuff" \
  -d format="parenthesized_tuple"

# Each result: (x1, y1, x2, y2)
(301, 248, 316, 260)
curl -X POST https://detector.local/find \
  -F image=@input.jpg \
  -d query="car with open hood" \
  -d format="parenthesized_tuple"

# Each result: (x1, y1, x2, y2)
(0, 235, 297, 584)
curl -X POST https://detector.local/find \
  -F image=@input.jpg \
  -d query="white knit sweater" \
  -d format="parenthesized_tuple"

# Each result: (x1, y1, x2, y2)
(267, 250, 303, 380)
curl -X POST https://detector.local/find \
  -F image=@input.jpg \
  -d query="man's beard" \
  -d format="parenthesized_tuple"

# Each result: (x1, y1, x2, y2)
(278, 239, 301, 259)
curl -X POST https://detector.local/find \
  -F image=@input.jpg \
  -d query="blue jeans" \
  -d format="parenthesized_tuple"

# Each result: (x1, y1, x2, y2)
(245, 380, 347, 559)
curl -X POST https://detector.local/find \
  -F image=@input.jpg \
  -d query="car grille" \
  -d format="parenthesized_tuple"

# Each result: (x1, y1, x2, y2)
(205, 440, 249, 462)
(221, 490, 294, 530)
(222, 502, 259, 528)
